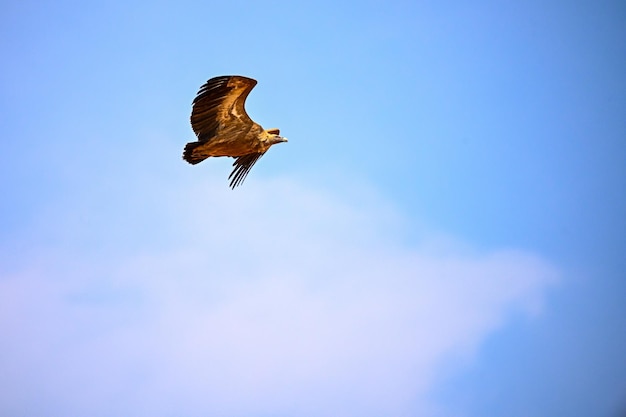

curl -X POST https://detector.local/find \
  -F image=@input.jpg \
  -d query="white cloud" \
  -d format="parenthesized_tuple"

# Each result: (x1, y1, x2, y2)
(0, 173, 558, 417)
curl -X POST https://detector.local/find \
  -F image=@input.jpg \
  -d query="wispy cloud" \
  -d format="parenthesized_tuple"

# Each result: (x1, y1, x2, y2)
(0, 173, 558, 417)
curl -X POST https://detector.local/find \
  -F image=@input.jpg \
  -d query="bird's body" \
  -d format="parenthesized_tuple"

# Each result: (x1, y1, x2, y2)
(183, 75, 287, 188)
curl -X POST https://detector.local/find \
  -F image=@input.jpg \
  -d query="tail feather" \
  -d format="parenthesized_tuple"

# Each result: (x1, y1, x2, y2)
(182, 142, 207, 165)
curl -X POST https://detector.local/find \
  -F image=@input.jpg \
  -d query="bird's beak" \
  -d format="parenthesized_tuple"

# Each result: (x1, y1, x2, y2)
(274, 136, 288, 144)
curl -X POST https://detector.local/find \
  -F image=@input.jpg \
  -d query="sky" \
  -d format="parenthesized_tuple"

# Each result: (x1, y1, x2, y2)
(0, 0, 625, 416)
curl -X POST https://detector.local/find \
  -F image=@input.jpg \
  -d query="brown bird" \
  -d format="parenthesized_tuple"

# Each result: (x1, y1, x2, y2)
(183, 75, 288, 188)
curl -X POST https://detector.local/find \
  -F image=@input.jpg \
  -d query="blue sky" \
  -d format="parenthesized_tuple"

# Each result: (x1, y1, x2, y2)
(1, 0, 624, 416)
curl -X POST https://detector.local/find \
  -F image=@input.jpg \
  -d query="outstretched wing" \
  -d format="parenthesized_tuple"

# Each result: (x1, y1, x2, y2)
(228, 153, 265, 189)
(190, 76, 258, 142)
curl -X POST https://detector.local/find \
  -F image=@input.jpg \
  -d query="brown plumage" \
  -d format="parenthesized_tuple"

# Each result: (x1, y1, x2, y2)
(182, 75, 287, 188)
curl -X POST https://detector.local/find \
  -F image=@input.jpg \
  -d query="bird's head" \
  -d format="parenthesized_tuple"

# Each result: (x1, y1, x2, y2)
(265, 128, 288, 145)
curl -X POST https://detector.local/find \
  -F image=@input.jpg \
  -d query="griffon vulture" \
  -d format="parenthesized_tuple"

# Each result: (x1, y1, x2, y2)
(182, 75, 287, 188)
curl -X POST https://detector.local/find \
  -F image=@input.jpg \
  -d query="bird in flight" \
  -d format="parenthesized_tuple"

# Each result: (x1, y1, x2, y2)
(183, 75, 288, 188)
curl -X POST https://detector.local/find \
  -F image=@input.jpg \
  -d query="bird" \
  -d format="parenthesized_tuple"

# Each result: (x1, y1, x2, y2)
(182, 75, 288, 188)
